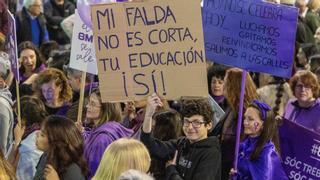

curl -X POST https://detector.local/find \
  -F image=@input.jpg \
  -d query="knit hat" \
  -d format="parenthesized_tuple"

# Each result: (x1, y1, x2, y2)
(0, 51, 11, 80)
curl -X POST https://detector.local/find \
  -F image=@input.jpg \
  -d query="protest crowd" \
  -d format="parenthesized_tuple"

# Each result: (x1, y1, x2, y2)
(0, 0, 320, 179)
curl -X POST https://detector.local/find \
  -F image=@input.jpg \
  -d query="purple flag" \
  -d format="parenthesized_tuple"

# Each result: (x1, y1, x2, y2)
(6, 10, 19, 82)
(202, 0, 298, 78)
(279, 119, 320, 179)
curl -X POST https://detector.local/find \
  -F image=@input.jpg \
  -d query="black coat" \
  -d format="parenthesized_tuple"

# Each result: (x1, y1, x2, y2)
(141, 132, 221, 180)
(43, 0, 74, 45)
(16, 7, 48, 46)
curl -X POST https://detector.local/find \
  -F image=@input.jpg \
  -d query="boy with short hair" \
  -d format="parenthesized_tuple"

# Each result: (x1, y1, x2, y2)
(141, 94, 221, 180)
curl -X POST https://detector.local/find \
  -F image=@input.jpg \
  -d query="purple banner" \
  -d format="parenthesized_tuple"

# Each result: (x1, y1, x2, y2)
(279, 119, 320, 179)
(6, 10, 19, 81)
(202, 0, 298, 78)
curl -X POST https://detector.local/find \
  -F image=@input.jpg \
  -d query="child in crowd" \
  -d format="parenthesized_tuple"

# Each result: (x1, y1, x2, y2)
(230, 100, 287, 180)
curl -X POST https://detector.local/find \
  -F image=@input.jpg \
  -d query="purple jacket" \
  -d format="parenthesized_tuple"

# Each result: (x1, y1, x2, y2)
(84, 121, 133, 179)
(237, 137, 288, 180)
(283, 98, 320, 134)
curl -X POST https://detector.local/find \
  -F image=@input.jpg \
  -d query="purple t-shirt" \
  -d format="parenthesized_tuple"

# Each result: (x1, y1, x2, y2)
(19, 64, 46, 82)
(283, 98, 320, 134)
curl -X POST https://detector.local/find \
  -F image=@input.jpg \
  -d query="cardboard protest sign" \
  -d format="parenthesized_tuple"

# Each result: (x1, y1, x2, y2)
(6, 10, 19, 81)
(70, 10, 98, 75)
(202, 0, 298, 78)
(279, 119, 320, 179)
(91, 0, 207, 102)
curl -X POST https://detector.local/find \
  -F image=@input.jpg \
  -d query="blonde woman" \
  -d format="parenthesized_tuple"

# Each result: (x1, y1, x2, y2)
(93, 138, 151, 180)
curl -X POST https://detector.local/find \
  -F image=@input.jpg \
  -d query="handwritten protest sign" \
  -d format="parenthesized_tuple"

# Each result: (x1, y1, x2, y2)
(6, 10, 19, 81)
(91, 0, 207, 102)
(202, 0, 298, 78)
(279, 119, 320, 179)
(70, 10, 98, 75)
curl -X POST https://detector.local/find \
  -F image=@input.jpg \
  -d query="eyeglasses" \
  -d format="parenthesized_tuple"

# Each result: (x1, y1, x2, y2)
(182, 119, 206, 128)
(295, 84, 312, 91)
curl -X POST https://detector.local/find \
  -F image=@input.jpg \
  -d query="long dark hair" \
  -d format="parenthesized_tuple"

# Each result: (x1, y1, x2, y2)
(42, 115, 88, 177)
(18, 41, 44, 74)
(249, 105, 279, 161)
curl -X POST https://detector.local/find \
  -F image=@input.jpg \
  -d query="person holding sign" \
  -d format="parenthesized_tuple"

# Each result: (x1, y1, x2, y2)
(230, 100, 288, 180)
(83, 89, 133, 179)
(283, 70, 320, 134)
(210, 68, 258, 180)
(141, 94, 221, 180)
(18, 41, 46, 83)
(93, 138, 151, 180)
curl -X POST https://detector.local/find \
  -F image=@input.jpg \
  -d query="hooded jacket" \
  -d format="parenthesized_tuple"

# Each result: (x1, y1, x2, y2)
(84, 121, 133, 179)
(0, 86, 14, 154)
(141, 132, 221, 180)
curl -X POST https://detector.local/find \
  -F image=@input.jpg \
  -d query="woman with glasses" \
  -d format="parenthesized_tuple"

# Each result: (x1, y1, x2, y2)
(283, 70, 320, 133)
(141, 94, 221, 180)
(16, 0, 49, 47)
(83, 89, 133, 179)
(230, 100, 288, 179)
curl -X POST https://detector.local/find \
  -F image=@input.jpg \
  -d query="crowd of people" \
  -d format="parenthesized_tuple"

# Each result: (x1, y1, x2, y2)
(0, 0, 320, 180)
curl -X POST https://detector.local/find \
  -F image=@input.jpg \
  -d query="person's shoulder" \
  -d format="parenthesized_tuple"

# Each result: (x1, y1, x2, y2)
(64, 163, 85, 180)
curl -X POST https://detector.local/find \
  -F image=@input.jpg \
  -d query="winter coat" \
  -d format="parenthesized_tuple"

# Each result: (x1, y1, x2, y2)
(0, 86, 14, 154)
